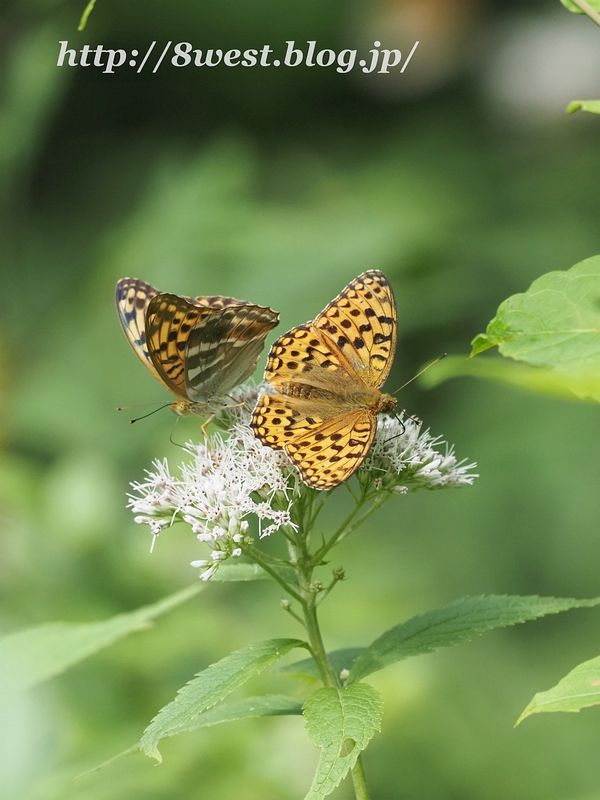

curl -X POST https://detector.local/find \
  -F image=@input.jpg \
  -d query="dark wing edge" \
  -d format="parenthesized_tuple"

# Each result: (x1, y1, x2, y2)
(115, 278, 163, 380)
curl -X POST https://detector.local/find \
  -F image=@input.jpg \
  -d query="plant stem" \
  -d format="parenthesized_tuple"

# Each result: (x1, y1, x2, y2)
(242, 544, 303, 603)
(351, 756, 371, 800)
(301, 598, 337, 687)
(299, 579, 372, 800)
(314, 491, 390, 563)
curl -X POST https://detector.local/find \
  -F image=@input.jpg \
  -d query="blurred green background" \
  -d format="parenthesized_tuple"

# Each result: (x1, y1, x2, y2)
(2, 0, 600, 797)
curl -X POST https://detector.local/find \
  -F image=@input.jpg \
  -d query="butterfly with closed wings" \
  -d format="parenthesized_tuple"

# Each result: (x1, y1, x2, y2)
(116, 278, 279, 420)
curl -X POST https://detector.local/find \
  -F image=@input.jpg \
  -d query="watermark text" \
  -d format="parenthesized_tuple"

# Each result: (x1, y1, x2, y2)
(57, 40, 420, 75)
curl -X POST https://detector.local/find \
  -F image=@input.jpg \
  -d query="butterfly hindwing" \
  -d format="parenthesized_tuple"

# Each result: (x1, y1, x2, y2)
(185, 304, 280, 401)
(252, 394, 377, 490)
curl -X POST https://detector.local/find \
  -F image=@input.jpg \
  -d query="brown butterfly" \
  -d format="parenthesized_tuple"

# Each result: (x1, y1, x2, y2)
(251, 270, 397, 489)
(116, 278, 279, 417)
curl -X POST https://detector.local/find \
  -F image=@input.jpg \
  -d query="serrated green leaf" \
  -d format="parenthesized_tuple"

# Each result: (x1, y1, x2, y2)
(567, 99, 600, 115)
(561, 0, 600, 15)
(83, 694, 303, 776)
(420, 354, 600, 402)
(140, 638, 307, 762)
(349, 595, 600, 684)
(0, 584, 203, 693)
(281, 649, 364, 681)
(303, 684, 382, 800)
(517, 655, 600, 724)
(468, 256, 600, 401)
(179, 693, 303, 729)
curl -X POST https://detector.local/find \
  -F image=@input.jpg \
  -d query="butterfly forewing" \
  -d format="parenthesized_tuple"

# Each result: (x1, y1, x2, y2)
(252, 270, 398, 490)
(313, 270, 397, 388)
(145, 293, 212, 400)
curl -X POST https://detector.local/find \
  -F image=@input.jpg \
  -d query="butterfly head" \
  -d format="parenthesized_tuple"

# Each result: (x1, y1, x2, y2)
(170, 400, 194, 417)
(378, 393, 397, 414)
(170, 399, 214, 417)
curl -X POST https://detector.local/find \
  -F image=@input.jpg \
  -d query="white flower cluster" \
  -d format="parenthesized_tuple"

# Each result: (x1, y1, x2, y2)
(359, 414, 478, 493)
(128, 383, 476, 579)
(128, 410, 300, 580)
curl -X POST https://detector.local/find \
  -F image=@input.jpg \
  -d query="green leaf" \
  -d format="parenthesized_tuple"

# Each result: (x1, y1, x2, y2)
(140, 638, 307, 762)
(179, 693, 303, 729)
(348, 595, 600, 684)
(83, 694, 303, 776)
(0, 584, 203, 693)
(213, 558, 299, 586)
(281, 649, 364, 681)
(211, 562, 271, 582)
(517, 655, 600, 724)
(567, 99, 600, 115)
(470, 333, 496, 356)
(420, 354, 600, 402)
(468, 256, 600, 401)
(303, 684, 382, 800)
(208, 561, 299, 587)
(560, 0, 600, 15)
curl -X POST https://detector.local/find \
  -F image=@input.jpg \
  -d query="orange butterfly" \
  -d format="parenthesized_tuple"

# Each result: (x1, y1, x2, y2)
(251, 271, 397, 489)
(116, 278, 279, 417)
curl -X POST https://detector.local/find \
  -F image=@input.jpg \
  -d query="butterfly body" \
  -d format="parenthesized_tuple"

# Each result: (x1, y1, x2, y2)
(251, 270, 398, 490)
(116, 278, 279, 417)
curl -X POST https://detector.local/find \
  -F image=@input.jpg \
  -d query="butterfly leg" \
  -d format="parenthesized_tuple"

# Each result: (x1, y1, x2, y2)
(200, 416, 215, 440)
(225, 395, 247, 410)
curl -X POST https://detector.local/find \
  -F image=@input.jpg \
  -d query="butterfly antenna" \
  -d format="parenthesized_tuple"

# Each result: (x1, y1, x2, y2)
(392, 353, 447, 395)
(117, 401, 169, 411)
(393, 413, 406, 435)
(386, 355, 447, 434)
(128, 403, 172, 424)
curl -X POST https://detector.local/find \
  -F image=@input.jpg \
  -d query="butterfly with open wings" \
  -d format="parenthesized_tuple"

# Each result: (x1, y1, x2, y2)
(251, 270, 398, 490)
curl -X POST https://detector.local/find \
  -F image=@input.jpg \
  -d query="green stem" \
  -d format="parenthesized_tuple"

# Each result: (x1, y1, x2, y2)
(336, 493, 390, 544)
(351, 755, 371, 800)
(301, 598, 338, 687)
(314, 492, 390, 563)
(300, 591, 372, 800)
(288, 492, 379, 800)
(243, 545, 303, 603)
(311, 499, 366, 566)
(78, 0, 97, 30)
